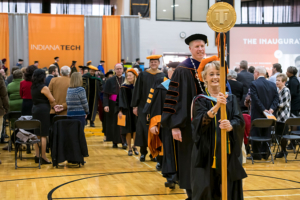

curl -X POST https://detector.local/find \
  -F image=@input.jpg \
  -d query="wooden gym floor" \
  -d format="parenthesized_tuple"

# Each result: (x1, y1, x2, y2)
(1, 116, 300, 200)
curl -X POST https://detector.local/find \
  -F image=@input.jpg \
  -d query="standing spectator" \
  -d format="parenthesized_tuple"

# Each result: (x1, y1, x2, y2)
(237, 60, 254, 112)
(227, 69, 245, 108)
(7, 69, 23, 112)
(286, 66, 300, 150)
(31, 69, 61, 164)
(53, 57, 60, 74)
(248, 66, 255, 74)
(16, 59, 24, 69)
(6, 67, 19, 85)
(45, 65, 58, 86)
(275, 73, 291, 158)
(20, 65, 37, 115)
(134, 58, 140, 67)
(0, 69, 6, 83)
(234, 66, 240, 73)
(66, 72, 89, 133)
(82, 65, 102, 127)
(20, 65, 37, 153)
(0, 72, 9, 164)
(49, 66, 70, 117)
(250, 66, 279, 160)
(2, 58, 7, 74)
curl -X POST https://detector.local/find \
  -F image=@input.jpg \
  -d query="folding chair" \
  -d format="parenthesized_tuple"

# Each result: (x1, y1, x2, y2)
(248, 118, 276, 164)
(53, 115, 68, 124)
(6, 111, 22, 152)
(276, 118, 300, 163)
(14, 120, 42, 169)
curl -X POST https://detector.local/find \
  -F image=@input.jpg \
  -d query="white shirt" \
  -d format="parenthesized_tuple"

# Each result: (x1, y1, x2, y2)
(269, 72, 280, 84)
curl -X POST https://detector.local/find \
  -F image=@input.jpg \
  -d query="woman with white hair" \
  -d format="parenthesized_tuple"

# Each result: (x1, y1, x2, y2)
(191, 57, 246, 199)
(228, 69, 245, 108)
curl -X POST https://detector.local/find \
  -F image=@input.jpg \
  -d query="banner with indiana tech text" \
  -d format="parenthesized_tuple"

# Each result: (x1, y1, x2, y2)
(28, 14, 84, 69)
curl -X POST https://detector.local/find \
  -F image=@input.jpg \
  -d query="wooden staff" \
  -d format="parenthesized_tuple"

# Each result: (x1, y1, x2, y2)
(220, 32, 227, 200)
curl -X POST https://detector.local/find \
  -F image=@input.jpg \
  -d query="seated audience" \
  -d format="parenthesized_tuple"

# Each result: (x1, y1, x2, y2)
(7, 70, 23, 112)
(31, 69, 61, 164)
(49, 66, 70, 118)
(275, 73, 291, 158)
(66, 72, 89, 133)
(250, 66, 279, 160)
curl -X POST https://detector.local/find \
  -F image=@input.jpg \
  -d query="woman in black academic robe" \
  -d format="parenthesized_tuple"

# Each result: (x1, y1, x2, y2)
(118, 69, 139, 156)
(191, 60, 247, 200)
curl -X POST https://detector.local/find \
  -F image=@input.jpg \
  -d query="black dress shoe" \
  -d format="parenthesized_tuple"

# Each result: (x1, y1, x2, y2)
(156, 162, 162, 171)
(122, 143, 128, 149)
(140, 154, 146, 162)
(112, 144, 118, 148)
(90, 122, 95, 127)
(128, 150, 133, 156)
(132, 147, 139, 155)
(287, 143, 293, 150)
(275, 151, 288, 158)
(35, 156, 39, 163)
(149, 154, 156, 162)
(165, 181, 175, 189)
(41, 158, 52, 165)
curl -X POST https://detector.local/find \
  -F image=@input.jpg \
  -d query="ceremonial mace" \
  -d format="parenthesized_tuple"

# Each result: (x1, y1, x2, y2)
(206, 2, 236, 200)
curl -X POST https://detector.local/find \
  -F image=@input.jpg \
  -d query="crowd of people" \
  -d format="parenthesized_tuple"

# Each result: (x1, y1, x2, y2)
(0, 32, 300, 200)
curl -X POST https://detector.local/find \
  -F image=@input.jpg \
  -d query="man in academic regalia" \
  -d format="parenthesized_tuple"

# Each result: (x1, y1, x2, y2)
(98, 60, 105, 74)
(34, 61, 39, 67)
(131, 55, 165, 161)
(82, 65, 103, 127)
(16, 59, 24, 69)
(161, 34, 208, 200)
(144, 62, 180, 189)
(53, 57, 60, 75)
(103, 64, 127, 148)
(79, 66, 89, 75)
(70, 61, 77, 75)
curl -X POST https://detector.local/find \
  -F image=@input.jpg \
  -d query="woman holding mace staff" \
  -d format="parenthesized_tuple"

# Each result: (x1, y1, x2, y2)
(191, 56, 247, 199)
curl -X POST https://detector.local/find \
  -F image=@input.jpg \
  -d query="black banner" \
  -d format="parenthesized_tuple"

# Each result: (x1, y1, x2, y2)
(131, 0, 150, 18)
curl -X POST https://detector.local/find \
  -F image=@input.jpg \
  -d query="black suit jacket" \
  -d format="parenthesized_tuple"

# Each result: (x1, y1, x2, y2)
(250, 77, 279, 120)
(237, 70, 254, 110)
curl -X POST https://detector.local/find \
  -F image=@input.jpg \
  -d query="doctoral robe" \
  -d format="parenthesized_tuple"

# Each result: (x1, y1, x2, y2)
(146, 78, 178, 182)
(103, 76, 125, 144)
(118, 84, 136, 135)
(82, 73, 102, 122)
(161, 58, 202, 190)
(191, 94, 247, 200)
(131, 70, 165, 151)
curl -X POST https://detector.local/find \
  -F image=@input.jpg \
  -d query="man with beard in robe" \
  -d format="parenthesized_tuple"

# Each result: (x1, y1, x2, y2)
(103, 64, 127, 148)
(161, 34, 208, 200)
(82, 65, 102, 127)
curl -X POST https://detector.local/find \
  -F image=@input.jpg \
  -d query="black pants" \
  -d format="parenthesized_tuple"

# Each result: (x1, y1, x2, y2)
(140, 146, 148, 155)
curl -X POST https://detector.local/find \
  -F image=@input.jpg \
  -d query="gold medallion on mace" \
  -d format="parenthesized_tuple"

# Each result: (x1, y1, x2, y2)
(206, 2, 236, 33)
